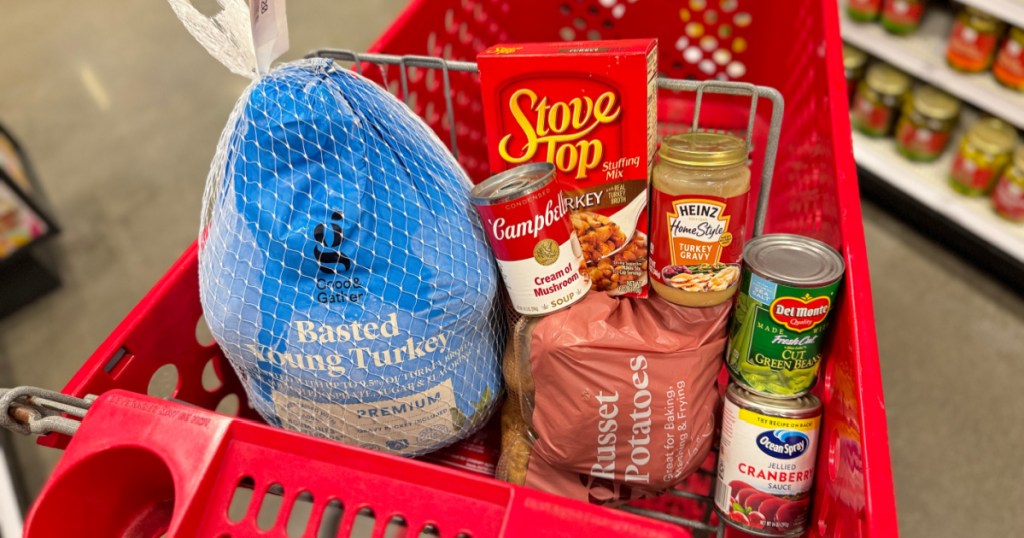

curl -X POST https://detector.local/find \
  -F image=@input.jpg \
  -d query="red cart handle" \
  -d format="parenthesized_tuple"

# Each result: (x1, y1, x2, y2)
(22, 390, 691, 538)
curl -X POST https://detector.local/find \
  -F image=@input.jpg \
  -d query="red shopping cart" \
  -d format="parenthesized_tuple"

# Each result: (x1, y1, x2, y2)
(2, 0, 896, 536)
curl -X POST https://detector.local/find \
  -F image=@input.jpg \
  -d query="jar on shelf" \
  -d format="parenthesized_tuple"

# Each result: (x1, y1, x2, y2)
(993, 27, 1024, 91)
(992, 147, 1024, 221)
(844, 44, 868, 103)
(949, 117, 1019, 196)
(894, 85, 961, 162)
(946, 6, 1005, 73)
(880, 0, 926, 35)
(649, 132, 751, 308)
(851, 63, 911, 137)
(847, 0, 882, 22)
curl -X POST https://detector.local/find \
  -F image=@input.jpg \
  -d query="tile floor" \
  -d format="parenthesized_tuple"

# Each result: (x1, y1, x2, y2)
(2, 2, 1023, 537)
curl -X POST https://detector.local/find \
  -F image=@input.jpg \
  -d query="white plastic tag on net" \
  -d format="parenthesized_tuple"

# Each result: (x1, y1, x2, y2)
(250, 0, 289, 74)
(170, 1, 505, 456)
(167, 0, 288, 78)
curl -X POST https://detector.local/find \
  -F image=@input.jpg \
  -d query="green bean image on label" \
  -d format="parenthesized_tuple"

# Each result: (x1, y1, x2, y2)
(726, 235, 844, 398)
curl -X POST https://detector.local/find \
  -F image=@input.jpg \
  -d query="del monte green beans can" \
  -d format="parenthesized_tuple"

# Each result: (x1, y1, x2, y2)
(727, 234, 845, 398)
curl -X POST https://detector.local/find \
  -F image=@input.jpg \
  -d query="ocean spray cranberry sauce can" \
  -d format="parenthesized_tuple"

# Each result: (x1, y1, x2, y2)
(714, 383, 822, 537)
(471, 162, 590, 316)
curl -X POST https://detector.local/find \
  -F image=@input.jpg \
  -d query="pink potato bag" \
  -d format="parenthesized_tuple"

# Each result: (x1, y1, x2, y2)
(517, 293, 730, 503)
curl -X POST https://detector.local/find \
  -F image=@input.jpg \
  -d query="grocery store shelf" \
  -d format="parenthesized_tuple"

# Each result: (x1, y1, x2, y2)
(852, 130, 1024, 267)
(841, 6, 1024, 130)
(958, 0, 1024, 30)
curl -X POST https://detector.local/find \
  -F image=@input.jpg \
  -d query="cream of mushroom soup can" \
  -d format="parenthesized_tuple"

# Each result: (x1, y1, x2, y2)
(471, 163, 590, 316)
(714, 383, 822, 537)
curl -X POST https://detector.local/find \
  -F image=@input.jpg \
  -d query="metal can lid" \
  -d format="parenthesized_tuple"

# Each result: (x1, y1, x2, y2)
(865, 63, 911, 96)
(1014, 146, 1024, 171)
(659, 132, 748, 168)
(470, 162, 556, 205)
(911, 85, 960, 120)
(843, 44, 867, 71)
(743, 233, 845, 287)
(967, 117, 1019, 155)
(0, 196, 16, 216)
(727, 383, 822, 419)
(964, 6, 1003, 32)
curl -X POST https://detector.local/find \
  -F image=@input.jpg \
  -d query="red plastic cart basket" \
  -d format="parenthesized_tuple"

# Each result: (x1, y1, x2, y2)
(14, 0, 895, 536)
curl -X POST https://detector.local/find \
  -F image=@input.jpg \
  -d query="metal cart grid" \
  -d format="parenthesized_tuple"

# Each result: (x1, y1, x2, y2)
(7, 1, 894, 537)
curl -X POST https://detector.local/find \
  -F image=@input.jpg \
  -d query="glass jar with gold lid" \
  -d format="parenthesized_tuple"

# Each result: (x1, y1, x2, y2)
(949, 117, 1019, 196)
(947, 6, 1006, 72)
(649, 132, 751, 307)
(847, 0, 882, 22)
(993, 147, 1024, 221)
(880, 0, 926, 35)
(994, 27, 1024, 90)
(894, 85, 961, 162)
(843, 44, 868, 102)
(851, 63, 911, 137)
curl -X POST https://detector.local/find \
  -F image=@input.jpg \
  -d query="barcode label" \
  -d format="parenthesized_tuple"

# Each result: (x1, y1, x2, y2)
(714, 474, 731, 512)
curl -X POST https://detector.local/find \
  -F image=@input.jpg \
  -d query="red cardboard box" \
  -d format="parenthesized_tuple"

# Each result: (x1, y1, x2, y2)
(478, 39, 658, 298)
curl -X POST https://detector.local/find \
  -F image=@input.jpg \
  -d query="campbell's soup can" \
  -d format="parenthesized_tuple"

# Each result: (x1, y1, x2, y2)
(471, 162, 590, 316)
(714, 383, 822, 537)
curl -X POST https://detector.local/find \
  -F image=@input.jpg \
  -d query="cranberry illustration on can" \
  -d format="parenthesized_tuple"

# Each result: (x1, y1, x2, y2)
(471, 162, 590, 316)
(714, 383, 822, 537)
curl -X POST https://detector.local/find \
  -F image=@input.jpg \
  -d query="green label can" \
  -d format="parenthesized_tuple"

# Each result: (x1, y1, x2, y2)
(727, 234, 845, 398)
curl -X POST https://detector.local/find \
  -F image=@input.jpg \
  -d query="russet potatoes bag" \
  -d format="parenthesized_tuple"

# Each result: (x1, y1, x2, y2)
(499, 293, 728, 503)
(199, 59, 504, 456)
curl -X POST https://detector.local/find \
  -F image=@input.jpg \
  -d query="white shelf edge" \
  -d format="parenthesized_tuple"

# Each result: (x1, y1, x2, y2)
(0, 444, 23, 538)
(958, 0, 1024, 30)
(840, 5, 1024, 130)
(851, 131, 1024, 264)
